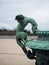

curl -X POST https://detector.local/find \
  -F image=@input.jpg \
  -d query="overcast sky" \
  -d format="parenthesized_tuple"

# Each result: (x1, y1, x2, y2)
(0, 0, 49, 31)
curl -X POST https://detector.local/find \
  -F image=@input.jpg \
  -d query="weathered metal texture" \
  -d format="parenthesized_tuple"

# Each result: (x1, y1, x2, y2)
(26, 39, 49, 50)
(36, 31, 49, 36)
(15, 15, 49, 50)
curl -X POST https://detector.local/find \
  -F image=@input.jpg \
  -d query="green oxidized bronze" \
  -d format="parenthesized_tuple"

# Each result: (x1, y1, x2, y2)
(15, 14, 49, 65)
(15, 14, 49, 50)
(15, 14, 37, 48)
(26, 31, 49, 50)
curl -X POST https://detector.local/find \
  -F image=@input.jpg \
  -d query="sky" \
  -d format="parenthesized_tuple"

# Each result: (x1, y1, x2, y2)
(0, 0, 49, 31)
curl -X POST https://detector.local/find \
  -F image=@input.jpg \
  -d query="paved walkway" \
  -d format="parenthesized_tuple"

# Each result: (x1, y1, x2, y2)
(0, 38, 35, 65)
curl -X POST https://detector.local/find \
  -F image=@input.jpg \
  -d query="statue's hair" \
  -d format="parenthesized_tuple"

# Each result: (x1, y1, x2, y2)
(15, 14, 24, 20)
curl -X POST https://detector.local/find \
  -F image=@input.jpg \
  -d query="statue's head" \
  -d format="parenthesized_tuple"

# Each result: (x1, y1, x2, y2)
(15, 14, 24, 23)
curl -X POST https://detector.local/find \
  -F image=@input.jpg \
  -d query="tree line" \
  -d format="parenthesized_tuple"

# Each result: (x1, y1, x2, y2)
(0, 29, 33, 36)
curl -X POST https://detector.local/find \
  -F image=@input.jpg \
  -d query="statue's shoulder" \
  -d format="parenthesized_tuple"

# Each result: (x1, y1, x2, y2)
(24, 17, 32, 22)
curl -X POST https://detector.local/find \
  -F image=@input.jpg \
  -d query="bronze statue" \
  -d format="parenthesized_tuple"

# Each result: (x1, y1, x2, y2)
(15, 14, 49, 65)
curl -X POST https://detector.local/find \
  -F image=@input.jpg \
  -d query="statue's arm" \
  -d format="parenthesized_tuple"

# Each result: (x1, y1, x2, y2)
(27, 18, 38, 34)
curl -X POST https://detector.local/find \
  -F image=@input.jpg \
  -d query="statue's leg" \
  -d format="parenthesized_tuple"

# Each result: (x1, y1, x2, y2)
(16, 32, 27, 40)
(16, 32, 27, 48)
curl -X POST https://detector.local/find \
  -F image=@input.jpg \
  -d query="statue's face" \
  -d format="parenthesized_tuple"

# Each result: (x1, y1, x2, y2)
(18, 19, 24, 24)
